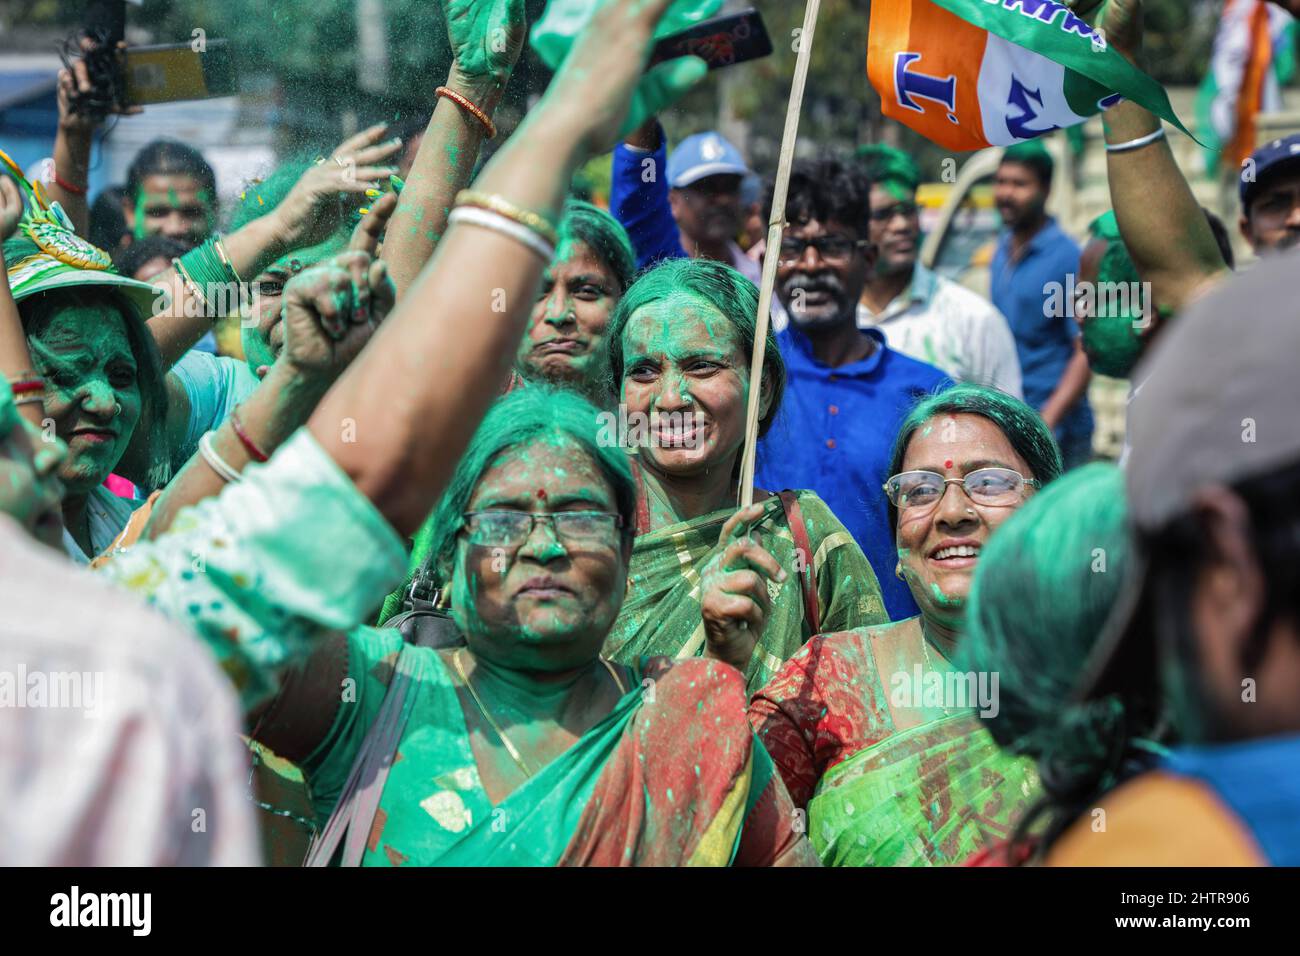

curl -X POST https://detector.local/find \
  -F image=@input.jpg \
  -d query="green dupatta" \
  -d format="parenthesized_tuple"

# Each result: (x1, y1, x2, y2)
(804, 619, 1040, 866)
(304, 629, 778, 866)
(604, 490, 888, 692)
(305, 628, 641, 866)
(809, 714, 1039, 866)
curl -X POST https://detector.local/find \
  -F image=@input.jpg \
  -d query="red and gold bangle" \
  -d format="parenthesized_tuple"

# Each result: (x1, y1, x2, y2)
(53, 170, 88, 196)
(436, 86, 496, 139)
(454, 189, 559, 247)
(229, 407, 269, 463)
(10, 377, 47, 396)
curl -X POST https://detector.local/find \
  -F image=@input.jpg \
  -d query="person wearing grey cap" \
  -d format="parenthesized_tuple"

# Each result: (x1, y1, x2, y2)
(1051, 253, 1300, 866)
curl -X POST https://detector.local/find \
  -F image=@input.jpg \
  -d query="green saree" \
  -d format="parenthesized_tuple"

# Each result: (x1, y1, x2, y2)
(750, 618, 1040, 866)
(304, 628, 803, 866)
(809, 714, 1039, 866)
(604, 489, 888, 692)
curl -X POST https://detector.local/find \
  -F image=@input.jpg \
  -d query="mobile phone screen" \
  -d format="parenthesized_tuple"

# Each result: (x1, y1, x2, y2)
(124, 40, 236, 105)
(648, 8, 774, 72)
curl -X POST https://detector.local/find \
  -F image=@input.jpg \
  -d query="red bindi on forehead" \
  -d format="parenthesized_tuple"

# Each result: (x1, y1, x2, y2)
(536, 489, 547, 502)
(944, 459, 954, 470)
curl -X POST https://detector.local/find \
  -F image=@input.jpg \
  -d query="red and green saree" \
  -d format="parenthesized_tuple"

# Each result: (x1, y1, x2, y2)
(304, 627, 813, 866)
(604, 489, 889, 693)
(749, 618, 1039, 866)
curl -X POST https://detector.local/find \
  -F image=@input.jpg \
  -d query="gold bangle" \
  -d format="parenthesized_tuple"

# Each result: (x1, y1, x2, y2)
(454, 190, 559, 247)
(172, 257, 212, 316)
(212, 234, 244, 285)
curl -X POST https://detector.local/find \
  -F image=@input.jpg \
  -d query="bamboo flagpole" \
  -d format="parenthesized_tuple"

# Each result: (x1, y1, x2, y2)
(737, 0, 822, 508)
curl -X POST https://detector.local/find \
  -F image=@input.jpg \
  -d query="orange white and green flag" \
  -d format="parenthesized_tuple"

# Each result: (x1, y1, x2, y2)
(867, 0, 1192, 151)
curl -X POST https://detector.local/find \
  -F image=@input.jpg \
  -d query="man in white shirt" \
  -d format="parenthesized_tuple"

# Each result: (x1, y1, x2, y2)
(856, 146, 1023, 398)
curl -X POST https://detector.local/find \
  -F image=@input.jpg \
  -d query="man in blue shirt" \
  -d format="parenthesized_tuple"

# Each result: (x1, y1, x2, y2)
(991, 141, 1093, 469)
(755, 156, 950, 619)
(608, 118, 762, 284)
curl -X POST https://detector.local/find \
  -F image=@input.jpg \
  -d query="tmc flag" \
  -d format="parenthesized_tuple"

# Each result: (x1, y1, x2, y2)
(868, 0, 1192, 151)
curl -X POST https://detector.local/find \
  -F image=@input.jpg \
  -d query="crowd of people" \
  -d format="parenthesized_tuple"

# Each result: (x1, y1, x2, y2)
(0, 0, 1296, 868)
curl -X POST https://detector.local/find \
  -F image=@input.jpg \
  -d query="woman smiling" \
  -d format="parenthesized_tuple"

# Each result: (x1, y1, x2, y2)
(4, 231, 169, 561)
(602, 257, 888, 692)
(749, 383, 1063, 865)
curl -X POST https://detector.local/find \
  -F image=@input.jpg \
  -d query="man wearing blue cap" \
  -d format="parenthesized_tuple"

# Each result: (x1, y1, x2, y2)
(1240, 133, 1300, 256)
(609, 117, 762, 284)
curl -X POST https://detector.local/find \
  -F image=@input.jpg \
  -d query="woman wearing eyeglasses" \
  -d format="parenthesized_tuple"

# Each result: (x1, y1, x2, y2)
(749, 383, 1063, 866)
(271, 387, 818, 866)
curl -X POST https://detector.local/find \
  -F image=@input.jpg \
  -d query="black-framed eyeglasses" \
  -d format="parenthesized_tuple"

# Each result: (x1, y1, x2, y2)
(883, 468, 1039, 512)
(868, 201, 919, 223)
(777, 235, 870, 264)
(462, 510, 625, 548)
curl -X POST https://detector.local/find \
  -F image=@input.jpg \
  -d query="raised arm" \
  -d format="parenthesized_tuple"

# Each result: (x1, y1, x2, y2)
(0, 178, 42, 427)
(309, 0, 709, 536)
(45, 38, 141, 237)
(1094, 0, 1228, 315)
(383, 0, 527, 297)
(142, 196, 399, 541)
(145, 127, 403, 367)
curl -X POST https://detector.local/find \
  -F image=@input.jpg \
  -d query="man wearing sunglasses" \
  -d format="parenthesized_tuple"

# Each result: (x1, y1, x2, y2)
(754, 156, 950, 620)
(856, 145, 1022, 399)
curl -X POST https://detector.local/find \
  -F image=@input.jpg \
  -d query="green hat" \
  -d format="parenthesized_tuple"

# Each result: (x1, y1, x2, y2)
(1001, 139, 1055, 179)
(855, 144, 921, 193)
(1, 149, 161, 321)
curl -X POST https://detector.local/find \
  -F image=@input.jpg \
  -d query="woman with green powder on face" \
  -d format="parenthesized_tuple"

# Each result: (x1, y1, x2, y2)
(255, 388, 817, 866)
(3, 0, 723, 865)
(373, 198, 634, 625)
(512, 199, 636, 405)
(1, 157, 396, 562)
(600, 257, 889, 693)
(749, 383, 1063, 865)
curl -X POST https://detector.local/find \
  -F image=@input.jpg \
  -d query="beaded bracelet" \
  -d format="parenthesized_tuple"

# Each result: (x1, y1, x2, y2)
(198, 432, 243, 484)
(455, 190, 559, 247)
(448, 206, 556, 262)
(229, 407, 269, 463)
(436, 86, 496, 139)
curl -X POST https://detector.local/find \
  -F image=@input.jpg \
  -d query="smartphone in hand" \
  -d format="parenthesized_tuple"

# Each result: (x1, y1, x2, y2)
(647, 8, 774, 73)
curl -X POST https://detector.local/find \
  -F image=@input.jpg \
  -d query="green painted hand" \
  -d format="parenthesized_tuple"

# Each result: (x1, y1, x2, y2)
(444, 0, 527, 85)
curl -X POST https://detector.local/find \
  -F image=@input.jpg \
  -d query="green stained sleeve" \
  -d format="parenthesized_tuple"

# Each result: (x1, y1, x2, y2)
(99, 429, 408, 715)
(798, 491, 890, 634)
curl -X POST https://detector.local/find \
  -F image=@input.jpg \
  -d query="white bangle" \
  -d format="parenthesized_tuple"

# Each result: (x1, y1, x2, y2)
(199, 431, 243, 484)
(448, 205, 556, 261)
(1105, 127, 1166, 153)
